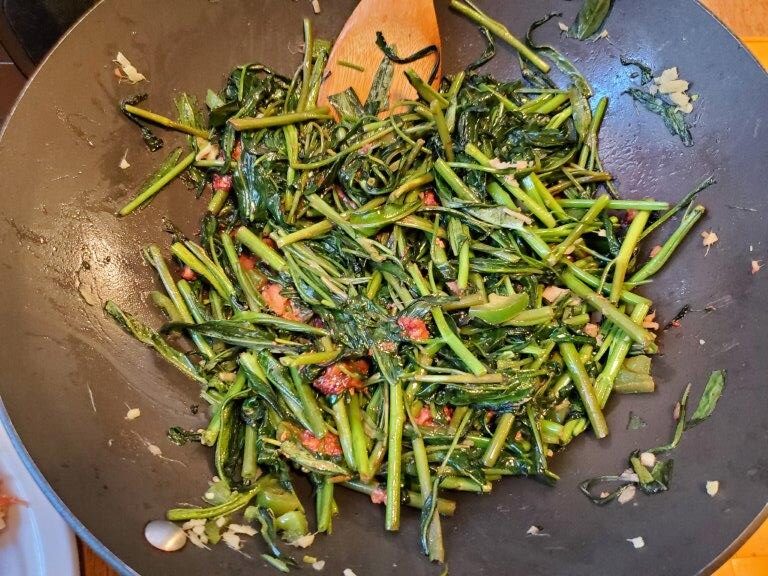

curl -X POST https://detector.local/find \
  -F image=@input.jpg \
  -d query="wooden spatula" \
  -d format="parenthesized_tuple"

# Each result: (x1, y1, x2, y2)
(318, 0, 441, 113)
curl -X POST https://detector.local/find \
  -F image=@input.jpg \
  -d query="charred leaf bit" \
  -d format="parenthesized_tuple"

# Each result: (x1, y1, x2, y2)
(167, 427, 202, 446)
(375, 31, 441, 85)
(620, 55, 654, 85)
(627, 411, 647, 430)
(466, 26, 496, 72)
(663, 304, 691, 330)
(120, 94, 164, 151)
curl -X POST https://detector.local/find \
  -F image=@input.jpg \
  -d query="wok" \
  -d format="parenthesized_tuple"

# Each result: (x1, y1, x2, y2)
(0, 1, 766, 574)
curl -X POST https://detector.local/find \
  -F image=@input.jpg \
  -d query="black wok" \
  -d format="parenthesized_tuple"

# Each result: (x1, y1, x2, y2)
(0, 1, 766, 574)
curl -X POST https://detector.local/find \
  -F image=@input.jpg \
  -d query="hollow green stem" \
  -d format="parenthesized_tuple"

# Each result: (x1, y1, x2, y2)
(208, 188, 230, 215)
(412, 373, 503, 384)
(342, 480, 456, 516)
(143, 245, 195, 324)
(221, 232, 262, 311)
(297, 18, 314, 112)
(150, 292, 182, 322)
(559, 199, 669, 211)
(316, 478, 334, 533)
(167, 483, 264, 521)
(386, 379, 405, 531)
(595, 302, 650, 407)
(118, 152, 195, 216)
(170, 242, 233, 300)
(640, 177, 715, 240)
(434, 158, 480, 202)
(559, 342, 608, 438)
(229, 108, 332, 130)
(449, 0, 550, 73)
(123, 104, 209, 139)
(332, 398, 356, 471)
(177, 280, 215, 359)
(610, 209, 650, 303)
(348, 393, 372, 481)
(578, 96, 608, 168)
(561, 270, 655, 350)
(241, 425, 259, 480)
(533, 92, 569, 114)
(548, 195, 610, 265)
(629, 205, 705, 284)
(404, 69, 449, 107)
(412, 436, 444, 562)
(565, 262, 651, 307)
(439, 476, 491, 492)
(521, 173, 568, 220)
(236, 226, 287, 272)
(408, 263, 487, 375)
(291, 367, 327, 439)
(276, 221, 334, 248)
(280, 348, 340, 367)
(503, 306, 555, 327)
(482, 413, 515, 467)
(431, 100, 454, 161)
(465, 144, 556, 228)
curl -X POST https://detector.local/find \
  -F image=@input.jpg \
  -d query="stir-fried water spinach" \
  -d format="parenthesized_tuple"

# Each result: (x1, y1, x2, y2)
(106, 6, 717, 567)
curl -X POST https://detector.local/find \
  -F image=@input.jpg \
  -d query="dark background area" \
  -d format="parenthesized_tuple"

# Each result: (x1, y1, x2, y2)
(0, 0, 95, 121)
(0, 43, 25, 121)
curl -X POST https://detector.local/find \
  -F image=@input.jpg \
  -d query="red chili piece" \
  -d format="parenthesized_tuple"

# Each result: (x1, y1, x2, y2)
(313, 360, 370, 396)
(398, 316, 430, 341)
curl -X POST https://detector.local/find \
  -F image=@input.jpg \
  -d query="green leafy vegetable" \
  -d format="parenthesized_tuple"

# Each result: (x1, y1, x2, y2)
(582, 370, 725, 506)
(620, 55, 653, 85)
(625, 87, 693, 146)
(686, 370, 726, 429)
(569, 0, 613, 40)
(106, 9, 720, 568)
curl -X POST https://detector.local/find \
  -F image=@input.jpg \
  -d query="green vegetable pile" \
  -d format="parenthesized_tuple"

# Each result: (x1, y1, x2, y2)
(106, 1, 717, 567)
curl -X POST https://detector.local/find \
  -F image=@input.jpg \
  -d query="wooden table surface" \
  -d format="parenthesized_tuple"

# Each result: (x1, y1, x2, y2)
(2, 1, 760, 575)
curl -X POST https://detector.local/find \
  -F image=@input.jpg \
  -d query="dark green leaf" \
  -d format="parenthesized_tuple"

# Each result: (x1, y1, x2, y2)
(230, 312, 328, 336)
(174, 92, 206, 131)
(630, 451, 673, 494)
(375, 30, 440, 84)
(438, 376, 535, 411)
(649, 384, 690, 454)
(464, 206, 525, 230)
(104, 301, 206, 384)
(252, 506, 294, 563)
(329, 88, 366, 123)
(620, 55, 653, 85)
(527, 14, 593, 97)
(364, 56, 395, 116)
(163, 320, 296, 352)
(686, 370, 726, 429)
(348, 200, 422, 236)
(569, 0, 613, 40)
(578, 475, 634, 505)
(120, 93, 164, 151)
(625, 88, 693, 146)
(569, 84, 593, 142)
(279, 441, 350, 476)
(233, 152, 287, 223)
